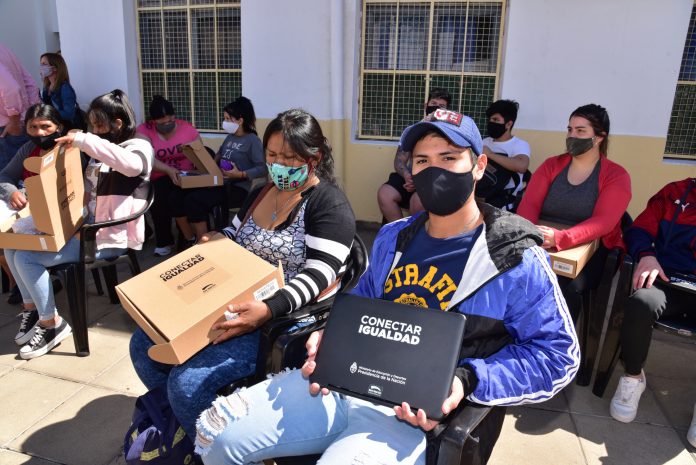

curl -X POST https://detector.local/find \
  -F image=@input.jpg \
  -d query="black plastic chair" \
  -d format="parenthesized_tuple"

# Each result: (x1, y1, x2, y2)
(574, 247, 621, 385)
(592, 256, 696, 397)
(49, 184, 154, 356)
(574, 212, 633, 386)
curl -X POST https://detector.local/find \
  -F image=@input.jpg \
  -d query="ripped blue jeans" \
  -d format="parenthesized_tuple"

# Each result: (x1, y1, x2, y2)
(129, 327, 260, 440)
(196, 369, 426, 465)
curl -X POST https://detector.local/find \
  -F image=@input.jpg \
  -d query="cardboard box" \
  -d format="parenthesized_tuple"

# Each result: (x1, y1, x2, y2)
(179, 139, 224, 189)
(0, 145, 85, 252)
(541, 222, 599, 278)
(116, 233, 284, 364)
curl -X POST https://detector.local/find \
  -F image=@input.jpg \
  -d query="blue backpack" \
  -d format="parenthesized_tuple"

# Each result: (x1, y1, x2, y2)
(124, 388, 195, 465)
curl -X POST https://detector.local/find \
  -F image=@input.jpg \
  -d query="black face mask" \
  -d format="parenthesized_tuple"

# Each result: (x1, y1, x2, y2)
(413, 166, 475, 216)
(425, 105, 442, 116)
(566, 137, 595, 156)
(96, 131, 119, 144)
(156, 121, 176, 134)
(486, 121, 507, 139)
(29, 131, 61, 150)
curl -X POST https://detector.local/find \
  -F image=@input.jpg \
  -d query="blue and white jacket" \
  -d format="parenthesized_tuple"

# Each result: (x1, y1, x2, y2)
(352, 204, 580, 406)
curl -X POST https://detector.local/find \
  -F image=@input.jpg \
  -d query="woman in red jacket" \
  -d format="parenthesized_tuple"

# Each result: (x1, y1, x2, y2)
(518, 104, 631, 319)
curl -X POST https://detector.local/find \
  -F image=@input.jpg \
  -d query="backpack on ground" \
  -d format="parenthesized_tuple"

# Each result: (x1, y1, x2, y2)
(123, 387, 195, 465)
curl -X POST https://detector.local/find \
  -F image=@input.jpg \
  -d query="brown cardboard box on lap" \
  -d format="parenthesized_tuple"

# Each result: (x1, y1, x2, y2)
(179, 139, 224, 189)
(0, 145, 85, 252)
(116, 233, 284, 364)
(541, 221, 599, 279)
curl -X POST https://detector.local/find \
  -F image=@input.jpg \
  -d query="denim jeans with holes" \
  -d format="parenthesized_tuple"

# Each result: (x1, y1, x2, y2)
(195, 369, 427, 465)
(129, 327, 260, 440)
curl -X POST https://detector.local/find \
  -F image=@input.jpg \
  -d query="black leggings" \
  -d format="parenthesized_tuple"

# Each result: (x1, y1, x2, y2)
(183, 183, 249, 224)
(620, 284, 694, 375)
(151, 176, 187, 247)
(556, 245, 610, 321)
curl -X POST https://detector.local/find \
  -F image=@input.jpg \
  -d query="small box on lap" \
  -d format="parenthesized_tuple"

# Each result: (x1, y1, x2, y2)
(179, 139, 224, 189)
(116, 232, 284, 364)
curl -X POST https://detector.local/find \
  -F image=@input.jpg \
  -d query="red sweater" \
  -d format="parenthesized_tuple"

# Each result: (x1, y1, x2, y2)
(517, 153, 631, 251)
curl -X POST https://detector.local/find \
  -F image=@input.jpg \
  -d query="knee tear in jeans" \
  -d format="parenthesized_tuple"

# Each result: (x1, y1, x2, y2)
(195, 389, 251, 457)
(266, 366, 294, 380)
(350, 450, 387, 465)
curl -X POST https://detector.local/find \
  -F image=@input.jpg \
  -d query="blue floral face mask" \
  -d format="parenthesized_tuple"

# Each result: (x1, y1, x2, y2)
(267, 162, 310, 190)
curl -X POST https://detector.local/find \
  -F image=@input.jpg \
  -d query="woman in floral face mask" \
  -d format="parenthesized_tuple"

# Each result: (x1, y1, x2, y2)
(128, 108, 356, 443)
(518, 104, 632, 321)
(39, 53, 81, 130)
(135, 95, 202, 256)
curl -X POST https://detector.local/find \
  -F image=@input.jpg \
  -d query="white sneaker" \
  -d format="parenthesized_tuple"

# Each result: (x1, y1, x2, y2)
(688, 403, 696, 448)
(154, 245, 172, 257)
(610, 371, 646, 423)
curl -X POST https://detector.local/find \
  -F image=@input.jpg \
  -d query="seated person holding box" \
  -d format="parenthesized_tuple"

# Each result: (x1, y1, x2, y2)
(5, 90, 153, 359)
(184, 96, 267, 241)
(136, 95, 203, 256)
(195, 109, 580, 465)
(517, 104, 631, 319)
(608, 178, 696, 444)
(0, 103, 66, 305)
(129, 108, 356, 441)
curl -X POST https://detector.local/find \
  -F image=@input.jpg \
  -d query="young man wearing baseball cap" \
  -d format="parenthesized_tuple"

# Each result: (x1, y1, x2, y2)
(195, 110, 580, 465)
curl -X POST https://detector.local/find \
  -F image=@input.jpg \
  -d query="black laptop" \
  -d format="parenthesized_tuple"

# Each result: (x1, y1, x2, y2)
(666, 272, 696, 294)
(310, 293, 467, 420)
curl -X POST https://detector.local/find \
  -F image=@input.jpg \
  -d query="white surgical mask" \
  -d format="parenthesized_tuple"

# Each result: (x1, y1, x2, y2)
(222, 120, 239, 134)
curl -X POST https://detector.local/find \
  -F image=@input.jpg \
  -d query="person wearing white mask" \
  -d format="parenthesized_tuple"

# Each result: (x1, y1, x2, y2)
(185, 96, 266, 239)
(39, 53, 82, 130)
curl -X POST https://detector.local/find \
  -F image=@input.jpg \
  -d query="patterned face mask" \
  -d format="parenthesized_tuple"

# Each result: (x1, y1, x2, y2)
(266, 162, 310, 191)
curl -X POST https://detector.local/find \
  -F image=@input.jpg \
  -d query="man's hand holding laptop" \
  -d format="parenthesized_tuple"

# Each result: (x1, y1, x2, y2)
(301, 328, 465, 431)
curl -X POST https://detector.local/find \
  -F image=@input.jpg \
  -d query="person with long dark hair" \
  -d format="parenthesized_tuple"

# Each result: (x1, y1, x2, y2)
(184, 96, 267, 240)
(129, 108, 356, 442)
(4, 90, 153, 359)
(136, 95, 202, 256)
(0, 103, 65, 305)
(518, 104, 632, 319)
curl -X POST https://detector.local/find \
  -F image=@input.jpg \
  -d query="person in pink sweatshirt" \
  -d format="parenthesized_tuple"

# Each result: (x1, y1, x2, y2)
(0, 43, 40, 169)
(5, 89, 153, 359)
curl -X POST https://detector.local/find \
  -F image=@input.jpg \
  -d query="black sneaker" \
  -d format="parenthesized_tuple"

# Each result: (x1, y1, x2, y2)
(7, 285, 22, 305)
(14, 310, 39, 346)
(19, 319, 72, 360)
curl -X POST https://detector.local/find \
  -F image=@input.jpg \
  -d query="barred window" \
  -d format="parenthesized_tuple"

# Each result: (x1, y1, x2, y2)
(665, 4, 696, 159)
(358, 0, 506, 140)
(136, 0, 241, 132)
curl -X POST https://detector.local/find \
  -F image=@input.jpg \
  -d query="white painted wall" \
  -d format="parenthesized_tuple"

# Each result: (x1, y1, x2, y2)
(501, 0, 693, 137)
(55, 0, 142, 117)
(0, 0, 59, 89)
(243, 0, 352, 121)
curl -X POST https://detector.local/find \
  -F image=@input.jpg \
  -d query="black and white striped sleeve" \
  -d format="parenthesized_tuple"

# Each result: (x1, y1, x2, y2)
(263, 183, 356, 318)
